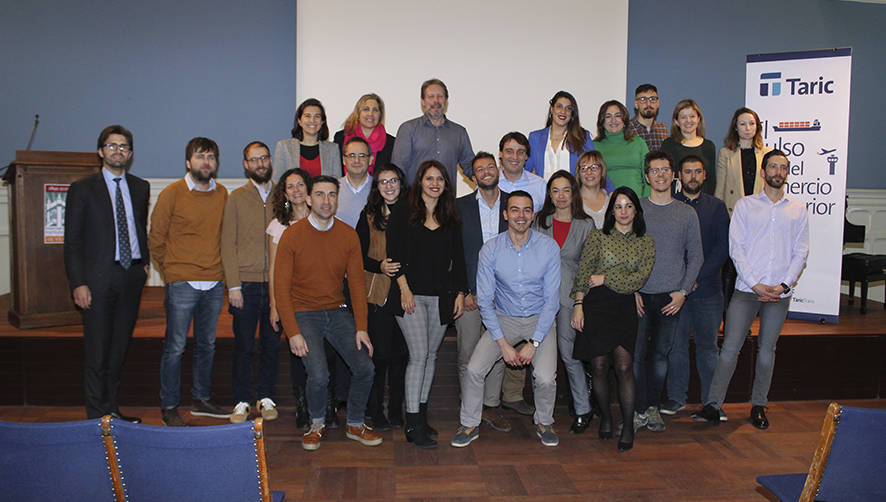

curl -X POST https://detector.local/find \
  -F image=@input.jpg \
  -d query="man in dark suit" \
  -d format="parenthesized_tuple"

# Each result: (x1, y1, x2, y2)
(455, 152, 529, 432)
(64, 124, 150, 422)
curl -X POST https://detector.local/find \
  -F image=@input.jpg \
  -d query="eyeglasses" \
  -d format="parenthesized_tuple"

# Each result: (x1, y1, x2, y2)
(579, 164, 602, 173)
(378, 178, 400, 186)
(636, 96, 659, 103)
(104, 143, 131, 152)
(648, 167, 672, 175)
(345, 153, 369, 160)
(246, 154, 270, 163)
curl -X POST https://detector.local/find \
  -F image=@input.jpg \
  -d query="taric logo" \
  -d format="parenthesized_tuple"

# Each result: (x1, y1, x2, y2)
(759, 72, 782, 96)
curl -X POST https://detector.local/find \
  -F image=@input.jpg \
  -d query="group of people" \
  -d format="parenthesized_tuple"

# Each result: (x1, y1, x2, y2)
(63, 79, 809, 454)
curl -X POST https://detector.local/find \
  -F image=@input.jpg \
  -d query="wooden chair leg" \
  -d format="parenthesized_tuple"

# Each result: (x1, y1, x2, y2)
(847, 280, 855, 305)
(861, 280, 868, 314)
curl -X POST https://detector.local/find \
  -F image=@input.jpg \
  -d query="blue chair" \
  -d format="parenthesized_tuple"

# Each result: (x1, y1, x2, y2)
(109, 417, 284, 502)
(0, 417, 122, 501)
(758, 402, 886, 501)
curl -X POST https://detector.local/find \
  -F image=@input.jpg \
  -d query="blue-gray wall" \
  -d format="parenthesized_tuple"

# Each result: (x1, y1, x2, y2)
(1, 0, 296, 178)
(2, 0, 882, 187)
(627, 0, 883, 188)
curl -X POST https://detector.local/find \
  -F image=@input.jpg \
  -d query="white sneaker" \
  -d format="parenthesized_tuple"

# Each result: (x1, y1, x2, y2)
(258, 397, 278, 421)
(230, 402, 249, 423)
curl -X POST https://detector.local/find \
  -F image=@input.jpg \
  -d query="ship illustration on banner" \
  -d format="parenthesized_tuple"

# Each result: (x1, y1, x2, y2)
(772, 119, 821, 132)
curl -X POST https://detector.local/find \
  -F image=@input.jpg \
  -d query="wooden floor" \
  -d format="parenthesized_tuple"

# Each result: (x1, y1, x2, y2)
(3, 399, 885, 501)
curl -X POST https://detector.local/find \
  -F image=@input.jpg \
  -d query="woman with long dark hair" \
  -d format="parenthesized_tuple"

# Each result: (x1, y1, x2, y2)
(525, 91, 595, 183)
(593, 100, 650, 197)
(386, 160, 466, 448)
(571, 186, 655, 452)
(355, 163, 409, 430)
(334, 93, 395, 175)
(533, 171, 596, 433)
(274, 98, 342, 179)
(716, 107, 772, 215)
(266, 168, 312, 428)
(660, 99, 716, 193)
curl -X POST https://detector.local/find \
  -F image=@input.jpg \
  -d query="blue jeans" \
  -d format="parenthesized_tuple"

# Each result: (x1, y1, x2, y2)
(296, 308, 374, 426)
(231, 282, 281, 404)
(666, 291, 723, 406)
(160, 281, 224, 409)
(634, 292, 682, 412)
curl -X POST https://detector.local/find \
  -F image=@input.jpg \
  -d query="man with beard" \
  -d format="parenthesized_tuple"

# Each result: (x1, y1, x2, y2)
(627, 84, 668, 152)
(660, 156, 729, 418)
(64, 125, 149, 423)
(451, 191, 561, 448)
(336, 137, 373, 228)
(496, 132, 546, 212)
(696, 150, 809, 429)
(633, 151, 703, 433)
(392, 78, 474, 184)
(150, 137, 230, 426)
(221, 141, 281, 423)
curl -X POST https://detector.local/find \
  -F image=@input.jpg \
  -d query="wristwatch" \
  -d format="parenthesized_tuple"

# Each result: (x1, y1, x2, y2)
(531, 339, 540, 348)
(780, 283, 790, 294)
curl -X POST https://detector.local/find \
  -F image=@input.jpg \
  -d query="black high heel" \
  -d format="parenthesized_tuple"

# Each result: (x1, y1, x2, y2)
(598, 417, 613, 439)
(617, 439, 633, 452)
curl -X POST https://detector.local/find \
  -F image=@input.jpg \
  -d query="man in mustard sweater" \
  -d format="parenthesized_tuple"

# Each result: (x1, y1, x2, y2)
(221, 141, 280, 423)
(150, 137, 230, 426)
(274, 175, 381, 451)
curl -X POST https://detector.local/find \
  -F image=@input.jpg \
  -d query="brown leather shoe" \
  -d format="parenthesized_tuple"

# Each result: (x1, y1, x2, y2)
(302, 423, 326, 451)
(481, 408, 512, 432)
(346, 424, 383, 446)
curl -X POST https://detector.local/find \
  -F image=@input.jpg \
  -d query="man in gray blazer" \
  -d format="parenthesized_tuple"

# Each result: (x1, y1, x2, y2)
(456, 152, 530, 432)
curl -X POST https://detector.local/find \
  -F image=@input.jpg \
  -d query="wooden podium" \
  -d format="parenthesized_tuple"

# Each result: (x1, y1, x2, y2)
(6, 151, 100, 329)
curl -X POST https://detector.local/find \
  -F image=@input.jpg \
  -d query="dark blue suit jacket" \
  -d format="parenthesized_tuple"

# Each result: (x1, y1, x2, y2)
(457, 189, 508, 296)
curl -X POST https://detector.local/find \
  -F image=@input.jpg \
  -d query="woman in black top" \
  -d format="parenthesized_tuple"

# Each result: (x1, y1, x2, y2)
(355, 163, 409, 430)
(387, 160, 466, 448)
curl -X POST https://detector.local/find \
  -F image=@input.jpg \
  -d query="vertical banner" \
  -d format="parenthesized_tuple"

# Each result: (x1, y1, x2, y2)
(746, 48, 852, 323)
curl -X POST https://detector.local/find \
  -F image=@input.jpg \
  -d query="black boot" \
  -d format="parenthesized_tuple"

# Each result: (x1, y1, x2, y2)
(325, 386, 340, 429)
(405, 412, 437, 448)
(418, 402, 438, 439)
(294, 385, 310, 429)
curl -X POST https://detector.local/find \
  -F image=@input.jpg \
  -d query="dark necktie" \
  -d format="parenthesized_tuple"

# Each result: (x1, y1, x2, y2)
(113, 178, 132, 269)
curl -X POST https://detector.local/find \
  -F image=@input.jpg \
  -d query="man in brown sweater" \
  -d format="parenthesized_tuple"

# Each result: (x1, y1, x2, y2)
(149, 137, 230, 426)
(221, 141, 280, 423)
(274, 175, 381, 451)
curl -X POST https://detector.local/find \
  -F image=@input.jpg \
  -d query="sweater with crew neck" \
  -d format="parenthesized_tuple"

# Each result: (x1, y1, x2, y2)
(594, 130, 650, 197)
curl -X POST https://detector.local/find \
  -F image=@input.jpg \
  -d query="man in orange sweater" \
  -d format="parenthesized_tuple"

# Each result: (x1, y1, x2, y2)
(274, 175, 381, 451)
(149, 137, 230, 427)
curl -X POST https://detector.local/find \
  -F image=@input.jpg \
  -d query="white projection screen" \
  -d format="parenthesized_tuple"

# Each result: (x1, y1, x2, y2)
(296, 0, 628, 195)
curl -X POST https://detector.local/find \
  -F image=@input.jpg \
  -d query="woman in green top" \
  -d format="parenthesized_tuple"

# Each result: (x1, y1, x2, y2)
(571, 186, 655, 452)
(593, 100, 650, 197)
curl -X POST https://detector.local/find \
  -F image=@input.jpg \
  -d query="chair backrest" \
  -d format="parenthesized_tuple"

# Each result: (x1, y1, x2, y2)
(804, 403, 886, 501)
(110, 417, 274, 502)
(0, 418, 121, 502)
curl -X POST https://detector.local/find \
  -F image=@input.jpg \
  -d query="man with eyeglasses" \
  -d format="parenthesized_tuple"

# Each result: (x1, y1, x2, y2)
(150, 137, 230, 426)
(64, 125, 149, 423)
(336, 137, 374, 228)
(628, 84, 668, 152)
(631, 151, 703, 433)
(221, 141, 281, 423)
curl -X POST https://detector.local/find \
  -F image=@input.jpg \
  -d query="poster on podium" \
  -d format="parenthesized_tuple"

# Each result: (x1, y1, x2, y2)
(746, 48, 852, 323)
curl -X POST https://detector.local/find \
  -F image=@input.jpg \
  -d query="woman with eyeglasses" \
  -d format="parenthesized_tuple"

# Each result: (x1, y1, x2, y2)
(576, 151, 611, 229)
(334, 93, 396, 176)
(355, 163, 410, 430)
(274, 98, 342, 179)
(660, 99, 716, 193)
(715, 107, 772, 215)
(386, 160, 466, 448)
(525, 91, 596, 184)
(593, 100, 650, 198)
(571, 186, 655, 452)
(532, 171, 596, 434)
(266, 168, 313, 428)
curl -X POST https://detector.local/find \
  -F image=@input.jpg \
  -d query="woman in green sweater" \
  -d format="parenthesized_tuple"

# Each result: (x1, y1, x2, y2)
(593, 100, 650, 197)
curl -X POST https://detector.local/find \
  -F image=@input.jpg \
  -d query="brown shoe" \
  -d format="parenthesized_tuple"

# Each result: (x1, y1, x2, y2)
(302, 423, 326, 451)
(345, 424, 383, 446)
(482, 408, 512, 432)
(161, 407, 187, 427)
